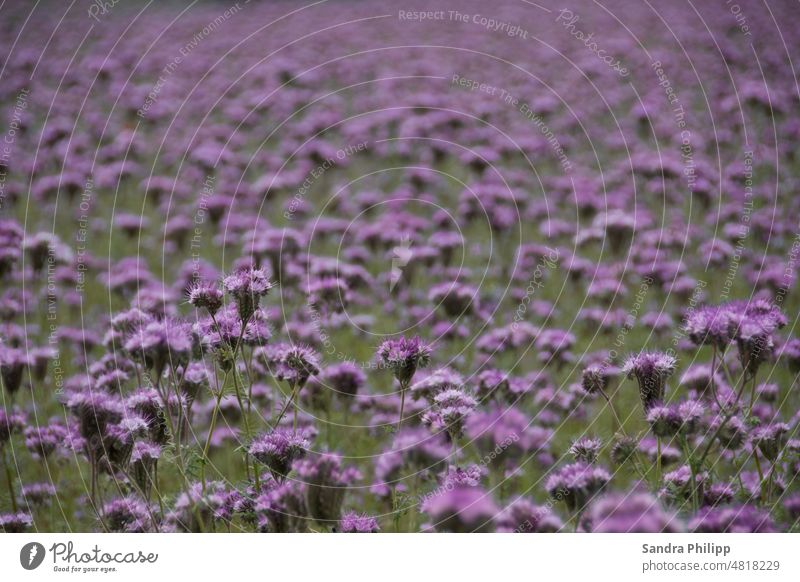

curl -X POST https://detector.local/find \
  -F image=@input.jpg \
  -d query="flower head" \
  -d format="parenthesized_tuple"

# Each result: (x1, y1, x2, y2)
(545, 462, 610, 512)
(581, 363, 615, 395)
(296, 454, 360, 523)
(339, 511, 379, 533)
(377, 336, 432, 385)
(589, 492, 681, 532)
(622, 351, 676, 412)
(690, 505, 775, 533)
(249, 429, 309, 482)
(425, 388, 477, 441)
(569, 437, 603, 464)
(496, 499, 563, 532)
(322, 361, 365, 399)
(223, 268, 273, 320)
(421, 485, 498, 532)
(124, 319, 192, 373)
(0, 512, 33, 532)
(284, 345, 321, 385)
(0, 408, 26, 446)
(187, 281, 223, 315)
(646, 405, 683, 438)
(752, 423, 789, 461)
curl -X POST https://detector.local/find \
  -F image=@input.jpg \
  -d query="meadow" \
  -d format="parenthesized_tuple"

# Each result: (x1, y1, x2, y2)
(0, 0, 799, 533)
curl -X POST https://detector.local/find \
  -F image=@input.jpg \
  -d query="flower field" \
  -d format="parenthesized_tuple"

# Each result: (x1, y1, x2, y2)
(0, 0, 799, 533)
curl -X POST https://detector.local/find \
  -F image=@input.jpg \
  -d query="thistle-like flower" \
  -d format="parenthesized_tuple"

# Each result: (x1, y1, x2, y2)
(249, 429, 309, 482)
(751, 423, 789, 461)
(569, 437, 603, 464)
(187, 281, 223, 315)
(622, 351, 676, 412)
(545, 462, 610, 513)
(339, 511, 379, 533)
(589, 492, 681, 532)
(223, 268, 273, 320)
(377, 336, 432, 385)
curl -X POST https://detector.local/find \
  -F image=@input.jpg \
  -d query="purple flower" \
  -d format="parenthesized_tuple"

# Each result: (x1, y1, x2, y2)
(223, 268, 272, 320)
(663, 465, 706, 503)
(0, 408, 26, 446)
(0, 346, 29, 395)
(440, 464, 484, 489)
(546, 462, 610, 512)
(690, 505, 776, 533)
(780, 338, 800, 373)
(0, 512, 33, 532)
(283, 344, 321, 385)
(422, 485, 498, 532)
(424, 388, 477, 441)
(646, 405, 683, 438)
(180, 362, 210, 401)
(703, 482, 736, 507)
(339, 511, 379, 533)
(411, 367, 463, 403)
(166, 481, 230, 532)
(124, 319, 192, 373)
(569, 437, 602, 464)
(751, 423, 789, 461)
(589, 492, 682, 532)
(581, 363, 615, 395)
(685, 305, 739, 349)
(736, 319, 775, 375)
(254, 480, 308, 533)
(65, 391, 123, 440)
(187, 281, 223, 315)
(295, 454, 360, 523)
(622, 351, 677, 412)
(377, 336, 432, 385)
(610, 435, 638, 465)
(322, 361, 365, 399)
(496, 499, 563, 532)
(104, 497, 155, 532)
(249, 430, 309, 482)
(20, 482, 57, 506)
(711, 415, 747, 450)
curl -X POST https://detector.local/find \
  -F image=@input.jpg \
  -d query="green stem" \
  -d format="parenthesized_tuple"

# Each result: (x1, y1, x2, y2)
(680, 435, 698, 512)
(274, 381, 300, 428)
(2, 451, 18, 513)
(397, 382, 407, 434)
(656, 437, 662, 488)
(753, 449, 766, 503)
(201, 386, 225, 493)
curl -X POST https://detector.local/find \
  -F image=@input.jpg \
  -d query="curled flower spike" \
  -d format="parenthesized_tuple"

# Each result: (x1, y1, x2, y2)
(377, 336, 432, 385)
(249, 429, 309, 482)
(187, 281, 223, 315)
(622, 351, 677, 412)
(223, 268, 273, 320)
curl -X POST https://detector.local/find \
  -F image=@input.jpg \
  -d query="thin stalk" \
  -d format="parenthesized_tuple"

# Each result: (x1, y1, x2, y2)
(153, 463, 164, 515)
(274, 381, 300, 428)
(680, 435, 698, 512)
(753, 449, 766, 503)
(391, 485, 400, 532)
(656, 437, 662, 487)
(230, 367, 253, 482)
(397, 382, 407, 433)
(747, 371, 759, 416)
(117, 466, 162, 533)
(599, 389, 622, 432)
(201, 387, 225, 492)
(2, 451, 18, 513)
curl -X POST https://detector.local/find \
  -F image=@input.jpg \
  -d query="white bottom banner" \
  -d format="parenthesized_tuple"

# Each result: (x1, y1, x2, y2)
(1, 533, 797, 581)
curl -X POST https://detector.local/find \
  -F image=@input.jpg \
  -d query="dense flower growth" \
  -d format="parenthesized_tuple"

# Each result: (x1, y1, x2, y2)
(0, 0, 798, 533)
